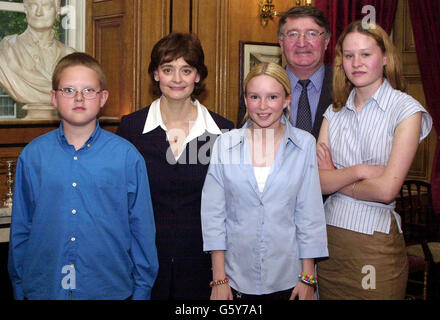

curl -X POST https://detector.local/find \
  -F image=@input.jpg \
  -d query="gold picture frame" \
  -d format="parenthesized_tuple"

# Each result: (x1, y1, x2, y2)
(237, 41, 286, 125)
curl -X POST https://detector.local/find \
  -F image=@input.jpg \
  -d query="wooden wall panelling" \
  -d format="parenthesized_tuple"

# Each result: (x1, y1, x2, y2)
(86, 0, 137, 118)
(191, 0, 227, 117)
(87, 0, 170, 115)
(393, 0, 437, 182)
(139, 0, 170, 109)
(193, 0, 299, 124)
(172, 0, 191, 33)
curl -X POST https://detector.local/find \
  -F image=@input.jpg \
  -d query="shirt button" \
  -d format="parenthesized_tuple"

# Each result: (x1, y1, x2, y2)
(72, 209, 77, 214)
(71, 237, 76, 242)
(73, 156, 78, 160)
(87, 144, 91, 148)
(72, 182, 77, 187)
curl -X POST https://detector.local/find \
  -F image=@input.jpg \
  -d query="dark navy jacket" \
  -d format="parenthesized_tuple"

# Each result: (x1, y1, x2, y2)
(117, 106, 234, 299)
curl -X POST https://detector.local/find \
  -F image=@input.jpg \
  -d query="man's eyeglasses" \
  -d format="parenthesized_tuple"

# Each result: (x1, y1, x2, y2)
(282, 30, 326, 42)
(57, 87, 102, 100)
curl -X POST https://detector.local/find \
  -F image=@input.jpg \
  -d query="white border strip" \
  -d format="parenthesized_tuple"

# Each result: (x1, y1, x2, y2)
(0, 2, 24, 12)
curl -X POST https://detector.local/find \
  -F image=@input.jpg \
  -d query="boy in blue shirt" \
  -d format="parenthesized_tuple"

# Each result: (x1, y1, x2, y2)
(8, 52, 159, 300)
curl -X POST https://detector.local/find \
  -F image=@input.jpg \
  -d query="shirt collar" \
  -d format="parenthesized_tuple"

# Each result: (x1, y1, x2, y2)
(372, 79, 392, 111)
(142, 97, 223, 136)
(235, 116, 305, 151)
(346, 78, 391, 112)
(283, 117, 306, 150)
(286, 64, 325, 92)
(58, 120, 101, 146)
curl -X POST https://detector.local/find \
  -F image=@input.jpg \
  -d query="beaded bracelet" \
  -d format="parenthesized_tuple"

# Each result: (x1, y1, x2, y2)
(298, 272, 317, 288)
(209, 277, 229, 287)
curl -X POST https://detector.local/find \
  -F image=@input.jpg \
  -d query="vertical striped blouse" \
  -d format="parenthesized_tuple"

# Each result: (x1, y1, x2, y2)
(323, 79, 432, 235)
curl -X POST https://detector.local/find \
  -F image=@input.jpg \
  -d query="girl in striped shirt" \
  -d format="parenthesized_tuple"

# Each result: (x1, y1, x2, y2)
(316, 21, 432, 300)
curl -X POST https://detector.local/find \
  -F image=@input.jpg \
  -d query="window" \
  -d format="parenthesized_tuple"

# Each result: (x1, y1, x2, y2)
(0, 0, 85, 119)
(0, 86, 16, 118)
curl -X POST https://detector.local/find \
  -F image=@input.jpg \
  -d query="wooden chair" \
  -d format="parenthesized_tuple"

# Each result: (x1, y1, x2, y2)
(398, 180, 440, 300)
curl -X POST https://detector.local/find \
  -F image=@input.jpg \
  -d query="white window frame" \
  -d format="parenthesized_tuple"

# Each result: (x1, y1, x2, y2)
(0, 87, 16, 119)
(0, 0, 85, 51)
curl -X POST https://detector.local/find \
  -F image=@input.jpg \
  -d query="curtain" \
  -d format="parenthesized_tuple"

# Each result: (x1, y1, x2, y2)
(408, 0, 440, 214)
(314, 0, 398, 64)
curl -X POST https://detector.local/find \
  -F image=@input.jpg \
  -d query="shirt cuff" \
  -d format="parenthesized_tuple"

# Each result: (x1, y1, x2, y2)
(131, 286, 151, 300)
(203, 240, 227, 252)
(13, 285, 25, 300)
(298, 244, 329, 260)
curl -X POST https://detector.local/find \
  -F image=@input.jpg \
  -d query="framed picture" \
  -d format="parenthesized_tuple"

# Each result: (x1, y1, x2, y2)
(237, 41, 286, 125)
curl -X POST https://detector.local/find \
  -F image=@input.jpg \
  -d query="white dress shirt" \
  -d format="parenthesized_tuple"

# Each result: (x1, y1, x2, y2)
(142, 97, 223, 160)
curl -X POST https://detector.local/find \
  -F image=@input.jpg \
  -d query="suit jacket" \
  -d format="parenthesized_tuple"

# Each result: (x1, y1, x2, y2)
(237, 64, 333, 140)
(311, 65, 333, 140)
(117, 105, 234, 300)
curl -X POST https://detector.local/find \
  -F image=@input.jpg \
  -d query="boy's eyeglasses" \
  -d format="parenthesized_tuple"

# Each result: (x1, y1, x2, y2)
(282, 30, 325, 42)
(57, 87, 102, 100)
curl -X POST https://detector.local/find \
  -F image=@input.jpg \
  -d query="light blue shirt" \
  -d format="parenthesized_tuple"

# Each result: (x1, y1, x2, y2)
(8, 121, 159, 300)
(201, 117, 328, 295)
(287, 64, 325, 127)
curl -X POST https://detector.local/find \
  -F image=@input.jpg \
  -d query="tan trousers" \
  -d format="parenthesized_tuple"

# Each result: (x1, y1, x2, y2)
(317, 213, 408, 300)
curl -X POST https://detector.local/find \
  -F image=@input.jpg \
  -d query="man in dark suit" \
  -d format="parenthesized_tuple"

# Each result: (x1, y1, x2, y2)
(277, 6, 333, 140)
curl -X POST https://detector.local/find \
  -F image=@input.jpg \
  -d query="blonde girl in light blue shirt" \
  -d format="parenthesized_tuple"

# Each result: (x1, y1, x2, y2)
(201, 62, 328, 300)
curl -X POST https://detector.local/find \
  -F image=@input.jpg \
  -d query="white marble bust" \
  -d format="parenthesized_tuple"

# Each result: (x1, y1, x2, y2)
(0, 0, 75, 119)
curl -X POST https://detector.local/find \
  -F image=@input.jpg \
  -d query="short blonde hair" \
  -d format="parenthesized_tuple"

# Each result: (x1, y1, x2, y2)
(333, 20, 406, 111)
(52, 52, 107, 90)
(242, 62, 291, 123)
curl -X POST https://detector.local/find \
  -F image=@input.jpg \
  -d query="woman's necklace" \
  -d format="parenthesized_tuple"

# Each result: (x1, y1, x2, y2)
(161, 104, 197, 146)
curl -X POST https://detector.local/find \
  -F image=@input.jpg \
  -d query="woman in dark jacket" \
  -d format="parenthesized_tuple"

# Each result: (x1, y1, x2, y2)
(117, 32, 234, 300)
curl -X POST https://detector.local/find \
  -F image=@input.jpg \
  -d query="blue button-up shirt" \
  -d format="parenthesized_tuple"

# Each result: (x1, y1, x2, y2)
(201, 117, 328, 295)
(8, 122, 158, 300)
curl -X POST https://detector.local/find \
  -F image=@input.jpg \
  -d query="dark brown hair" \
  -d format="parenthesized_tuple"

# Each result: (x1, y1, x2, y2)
(148, 32, 208, 100)
(52, 52, 106, 90)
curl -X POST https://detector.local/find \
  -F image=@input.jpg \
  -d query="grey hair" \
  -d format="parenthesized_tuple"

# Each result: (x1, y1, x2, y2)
(278, 6, 331, 40)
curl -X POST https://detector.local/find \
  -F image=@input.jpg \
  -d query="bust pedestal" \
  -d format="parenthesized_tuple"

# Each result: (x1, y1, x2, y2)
(0, 207, 11, 218)
(22, 104, 58, 120)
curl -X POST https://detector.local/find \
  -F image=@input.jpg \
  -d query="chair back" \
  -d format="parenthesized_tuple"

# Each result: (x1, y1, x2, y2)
(399, 180, 438, 246)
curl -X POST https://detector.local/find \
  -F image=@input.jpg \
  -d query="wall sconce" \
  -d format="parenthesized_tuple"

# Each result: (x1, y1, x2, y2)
(296, 0, 313, 5)
(258, 0, 280, 27)
(259, 0, 313, 27)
